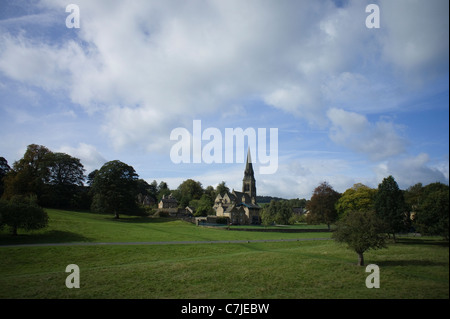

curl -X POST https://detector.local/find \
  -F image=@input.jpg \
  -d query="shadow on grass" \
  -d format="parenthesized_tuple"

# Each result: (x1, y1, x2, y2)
(109, 216, 189, 224)
(378, 259, 449, 267)
(0, 230, 92, 246)
(395, 237, 449, 248)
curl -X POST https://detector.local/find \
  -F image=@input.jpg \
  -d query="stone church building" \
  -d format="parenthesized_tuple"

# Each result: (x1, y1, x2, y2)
(213, 149, 261, 225)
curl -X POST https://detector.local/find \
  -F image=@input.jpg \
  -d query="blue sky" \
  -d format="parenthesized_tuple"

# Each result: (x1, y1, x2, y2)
(0, 0, 448, 199)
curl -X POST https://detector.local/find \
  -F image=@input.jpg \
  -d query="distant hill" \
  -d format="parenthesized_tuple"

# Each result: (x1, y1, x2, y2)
(256, 195, 287, 204)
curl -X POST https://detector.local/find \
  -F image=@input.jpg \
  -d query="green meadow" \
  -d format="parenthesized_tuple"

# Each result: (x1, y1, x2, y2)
(0, 209, 448, 299)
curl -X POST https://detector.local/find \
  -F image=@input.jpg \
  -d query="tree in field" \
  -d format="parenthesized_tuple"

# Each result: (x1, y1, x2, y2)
(2, 145, 86, 208)
(414, 182, 449, 240)
(0, 195, 48, 236)
(91, 160, 139, 219)
(42, 152, 86, 208)
(374, 176, 408, 242)
(336, 183, 377, 217)
(332, 210, 387, 266)
(306, 182, 341, 229)
(2, 144, 52, 200)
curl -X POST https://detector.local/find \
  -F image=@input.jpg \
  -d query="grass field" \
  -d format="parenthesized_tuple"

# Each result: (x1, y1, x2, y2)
(0, 209, 448, 299)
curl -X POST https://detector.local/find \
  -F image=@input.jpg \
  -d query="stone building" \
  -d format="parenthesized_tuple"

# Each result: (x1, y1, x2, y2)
(158, 193, 178, 209)
(213, 149, 261, 225)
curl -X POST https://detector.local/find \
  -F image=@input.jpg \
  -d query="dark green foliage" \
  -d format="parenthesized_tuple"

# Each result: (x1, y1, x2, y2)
(306, 182, 340, 229)
(174, 179, 204, 208)
(0, 157, 11, 197)
(90, 160, 139, 218)
(2, 144, 52, 200)
(374, 175, 409, 241)
(2, 145, 87, 209)
(261, 200, 293, 225)
(0, 195, 48, 235)
(414, 183, 449, 240)
(332, 210, 387, 266)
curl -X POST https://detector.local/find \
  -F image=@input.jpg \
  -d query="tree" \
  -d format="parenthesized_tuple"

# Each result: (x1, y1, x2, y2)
(2, 144, 52, 200)
(260, 200, 293, 225)
(215, 181, 230, 196)
(414, 182, 449, 240)
(404, 183, 423, 213)
(176, 179, 203, 208)
(42, 152, 86, 208)
(157, 181, 171, 200)
(374, 176, 408, 242)
(0, 195, 48, 236)
(87, 169, 99, 187)
(336, 183, 377, 217)
(306, 182, 341, 229)
(91, 160, 139, 219)
(261, 200, 277, 227)
(0, 157, 11, 197)
(332, 210, 387, 266)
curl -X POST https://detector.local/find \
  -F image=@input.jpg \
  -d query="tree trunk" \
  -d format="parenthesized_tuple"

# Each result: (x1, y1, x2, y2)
(357, 252, 364, 266)
(392, 232, 397, 243)
(114, 210, 120, 219)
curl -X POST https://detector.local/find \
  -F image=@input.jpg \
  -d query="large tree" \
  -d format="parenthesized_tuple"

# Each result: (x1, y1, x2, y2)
(332, 210, 387, 266)
(374, 176, 408, 242)
(175, 179, 204, 208)
(42, 152, 86, 208)
(91, 160, 139, 219)
(2, 144, 52, 200)
(306, 182, 340, 230)
(336, 183, 377, 217)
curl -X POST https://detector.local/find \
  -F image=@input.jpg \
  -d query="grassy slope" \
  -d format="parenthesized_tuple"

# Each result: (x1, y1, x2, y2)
(0, 209, 448, 299)
(0, 209, 331, 245)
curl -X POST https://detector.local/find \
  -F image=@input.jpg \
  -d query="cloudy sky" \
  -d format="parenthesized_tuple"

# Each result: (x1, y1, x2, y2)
(0, 0, 448, 199)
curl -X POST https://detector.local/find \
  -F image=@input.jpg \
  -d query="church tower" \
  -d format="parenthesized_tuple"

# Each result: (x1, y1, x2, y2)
(242, 148, 257, 204)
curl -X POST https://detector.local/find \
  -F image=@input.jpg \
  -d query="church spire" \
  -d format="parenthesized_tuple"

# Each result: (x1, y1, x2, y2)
(244, 148, 254, 176)
(243, 148, 256, 203)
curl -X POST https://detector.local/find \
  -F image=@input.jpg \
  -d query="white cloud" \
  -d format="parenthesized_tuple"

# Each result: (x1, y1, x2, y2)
(58, 143, 107, 174)
(327, 108, 407, 161)
(379, 0, 449, 82)
(374, 153, 449, 189)
(1, 0, 447, 145)
(0, 0, 448, 199)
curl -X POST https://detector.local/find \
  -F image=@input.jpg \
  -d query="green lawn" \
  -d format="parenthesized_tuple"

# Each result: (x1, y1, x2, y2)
(0, 209, 448, 299)
(0, 209, 331, 245)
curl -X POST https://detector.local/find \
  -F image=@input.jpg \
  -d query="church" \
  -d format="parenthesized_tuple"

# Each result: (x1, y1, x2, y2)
(213, 149, 261, 225)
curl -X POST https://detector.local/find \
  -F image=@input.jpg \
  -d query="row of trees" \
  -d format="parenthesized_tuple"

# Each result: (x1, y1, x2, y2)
(1, 144, 448, 243)
(0, 144, 243, 233)
(306, 178, 449, 240)
(303, 177, 449, 266)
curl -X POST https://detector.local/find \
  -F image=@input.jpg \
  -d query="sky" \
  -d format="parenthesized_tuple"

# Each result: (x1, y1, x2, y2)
(0, 0, 448, 199)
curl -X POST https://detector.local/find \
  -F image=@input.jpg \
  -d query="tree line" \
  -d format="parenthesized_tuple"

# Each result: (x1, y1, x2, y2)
(0, 144, 240, 233)
(1, 143, 448, 245)
(300, 178, 449, 266)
